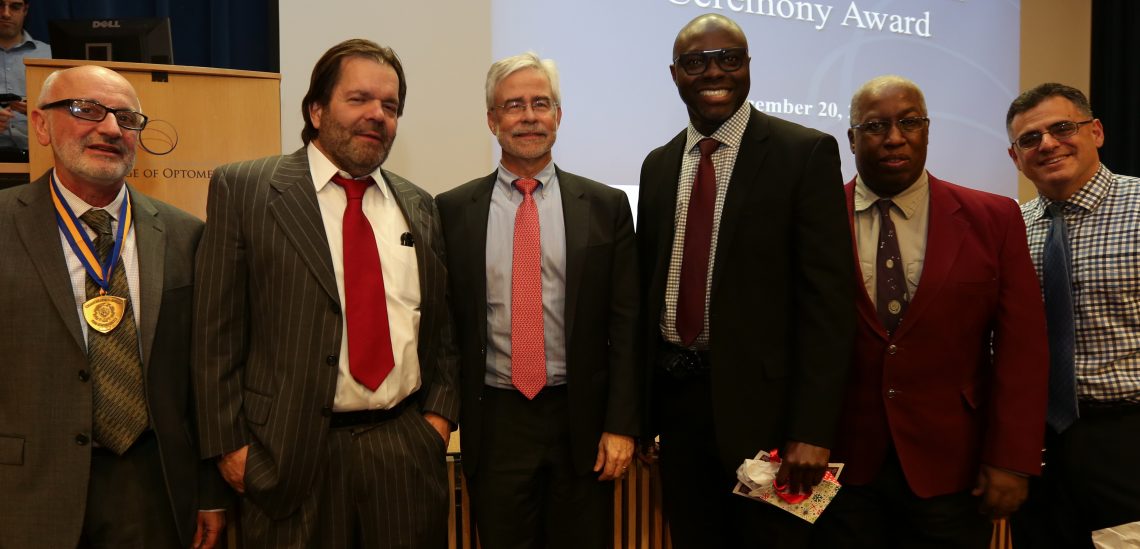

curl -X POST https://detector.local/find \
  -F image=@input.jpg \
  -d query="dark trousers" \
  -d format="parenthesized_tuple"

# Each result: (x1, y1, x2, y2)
(468, 386, 612, 549)
(655, 371, 810, 549)
(239, 404, 450, 549)
(1012, 403, 1140, 548)
(79, 432, 183, 549)
(810, 448, 992, 549)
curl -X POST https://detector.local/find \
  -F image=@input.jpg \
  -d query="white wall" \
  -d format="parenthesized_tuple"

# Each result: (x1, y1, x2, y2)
(279, 2, 493, 195)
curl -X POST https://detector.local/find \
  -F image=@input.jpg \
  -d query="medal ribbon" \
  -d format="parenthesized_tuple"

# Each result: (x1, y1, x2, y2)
(49, 172, 132, 295)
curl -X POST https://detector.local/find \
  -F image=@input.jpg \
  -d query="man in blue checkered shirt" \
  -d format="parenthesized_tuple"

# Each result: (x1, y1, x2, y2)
(1007, 82, 1140, 548)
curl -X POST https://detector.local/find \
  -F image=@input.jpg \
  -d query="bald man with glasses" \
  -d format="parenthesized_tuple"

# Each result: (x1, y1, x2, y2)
(0, 65, 226, 548)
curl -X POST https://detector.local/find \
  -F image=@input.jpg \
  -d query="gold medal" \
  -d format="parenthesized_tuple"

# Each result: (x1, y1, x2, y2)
(83, 295, 126, 333)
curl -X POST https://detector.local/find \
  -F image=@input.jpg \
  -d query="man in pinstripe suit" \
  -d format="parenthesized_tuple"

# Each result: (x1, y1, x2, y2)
(193, 39, 460, 548)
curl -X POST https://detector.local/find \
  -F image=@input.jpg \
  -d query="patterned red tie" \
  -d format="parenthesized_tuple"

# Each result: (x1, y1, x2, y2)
(677, 138, 719, 346)
(511, 177, 546, 399)
(331, 174, 395, 391)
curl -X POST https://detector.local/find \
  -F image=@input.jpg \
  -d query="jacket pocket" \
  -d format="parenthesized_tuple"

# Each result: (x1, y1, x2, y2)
(243, 389, 273, 426)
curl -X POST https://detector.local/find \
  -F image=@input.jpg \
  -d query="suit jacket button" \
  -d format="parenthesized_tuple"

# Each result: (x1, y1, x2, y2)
(330, 301, 341, 315)
(78, 370, 90, 382)
(886, 388, 898, 399)
(887, 344, 898, 355)
(326, 355, 338, 366)
(75, 434, 89, 445)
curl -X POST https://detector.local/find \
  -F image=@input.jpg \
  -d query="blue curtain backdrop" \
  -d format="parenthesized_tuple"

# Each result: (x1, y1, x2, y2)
(24, 0, 277, 72)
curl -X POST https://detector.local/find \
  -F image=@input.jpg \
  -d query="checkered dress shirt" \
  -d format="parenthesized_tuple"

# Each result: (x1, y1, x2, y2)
(1021, 164, 1140, 403)
(662, 102, 752, 348)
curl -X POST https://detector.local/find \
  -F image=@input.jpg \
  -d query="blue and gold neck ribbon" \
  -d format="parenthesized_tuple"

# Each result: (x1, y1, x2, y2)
(49, 171, 132, 295)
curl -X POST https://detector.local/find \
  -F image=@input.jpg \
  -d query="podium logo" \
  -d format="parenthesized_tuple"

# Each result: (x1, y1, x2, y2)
(91, 20, 122, 29)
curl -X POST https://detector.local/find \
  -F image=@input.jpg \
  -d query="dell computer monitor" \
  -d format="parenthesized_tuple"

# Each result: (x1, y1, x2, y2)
(48, 18, 174, 65)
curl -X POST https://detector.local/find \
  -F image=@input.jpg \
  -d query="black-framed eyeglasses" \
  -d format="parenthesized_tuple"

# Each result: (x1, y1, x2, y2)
(851, 117, 930, 135)
(40, 98, 149, 131)
(673, 47, 749, 76)
(1011, 119, 1093, 150)
(490, 98, 557, 116)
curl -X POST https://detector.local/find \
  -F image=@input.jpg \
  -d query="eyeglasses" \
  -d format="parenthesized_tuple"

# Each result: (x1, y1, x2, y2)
(851, 117, 930, 135)
(40, 98, 149, 131)
(673, 48, 749, 76)
(1011, 119, 1093, 150)
(491, 98, 557, 116)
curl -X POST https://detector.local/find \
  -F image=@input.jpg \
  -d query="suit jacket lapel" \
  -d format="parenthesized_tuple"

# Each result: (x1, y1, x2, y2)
(15, 176, 85, 351)
(465, 173, 495, 349)
(845, 181, 887, 338)
(268, 149, 339, 303)
(711, 108, 769, 297)
(557, 167, 589, 348)
(892, 176, 966, 339)
(651, 131, 687, 300)
(384, 169, 434, 356)
(129, 187, 164, 369)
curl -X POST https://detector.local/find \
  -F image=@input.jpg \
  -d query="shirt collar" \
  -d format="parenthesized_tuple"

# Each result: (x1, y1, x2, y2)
(53, 169, 129, 222)
(853, 170, 930, 220)
(683, 101, 751, 154)
(307, 142, 389, 200)
(1028, 163, 1112, 221)
(496, 160, 557, 198)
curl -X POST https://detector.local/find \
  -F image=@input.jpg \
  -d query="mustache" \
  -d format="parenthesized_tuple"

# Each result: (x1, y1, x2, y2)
(83, 136, 127, 154)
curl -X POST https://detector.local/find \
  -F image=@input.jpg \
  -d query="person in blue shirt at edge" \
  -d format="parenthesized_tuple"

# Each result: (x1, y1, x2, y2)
(0, 0, 51, 162)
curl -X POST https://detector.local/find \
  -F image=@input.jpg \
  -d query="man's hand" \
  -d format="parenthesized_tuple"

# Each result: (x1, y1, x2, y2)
(191, 510, 226, 549)
(0, 108, 11, 133)
(594, 432, 635, 481)
(972, 464, 1029, 519)
(775, 441, 830, 494)
(217, 445, 249, 494)
(423, 412, 451, 447)
(9, 100, 27, 115)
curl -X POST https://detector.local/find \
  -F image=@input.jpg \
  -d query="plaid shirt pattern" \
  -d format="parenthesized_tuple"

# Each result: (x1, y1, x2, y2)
(1022, 165, 1140, 403)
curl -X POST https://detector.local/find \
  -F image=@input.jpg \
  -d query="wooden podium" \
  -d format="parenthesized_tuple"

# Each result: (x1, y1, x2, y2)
(25, 59, 281, 219)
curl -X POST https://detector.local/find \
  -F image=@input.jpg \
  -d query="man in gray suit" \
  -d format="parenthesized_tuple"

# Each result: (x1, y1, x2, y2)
(0, 65, 226, 547)
(436, 52, 640, 548)
(194, 38, 460, 547)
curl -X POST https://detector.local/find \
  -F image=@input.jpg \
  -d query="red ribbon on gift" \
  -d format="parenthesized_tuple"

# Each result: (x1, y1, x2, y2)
(768, 449, 812, 504)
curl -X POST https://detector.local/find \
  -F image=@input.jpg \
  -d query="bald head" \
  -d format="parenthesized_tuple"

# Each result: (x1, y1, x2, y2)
(849, 75, 925, 124)
(39, 65, 142, 111)
(673, 14, 748, 58)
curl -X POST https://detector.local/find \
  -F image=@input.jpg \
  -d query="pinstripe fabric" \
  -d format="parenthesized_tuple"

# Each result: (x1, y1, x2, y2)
(193, 149, 459, 546)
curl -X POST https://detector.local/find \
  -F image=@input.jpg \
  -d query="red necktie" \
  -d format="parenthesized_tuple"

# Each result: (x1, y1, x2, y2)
(677, 138, 719, 346)
(511, 178, 546, 399)
(331, 174, 395, 391)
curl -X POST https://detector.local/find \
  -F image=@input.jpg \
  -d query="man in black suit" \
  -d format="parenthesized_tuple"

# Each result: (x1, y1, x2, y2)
(637, 14, 854, 548)
(437, 51, 639, 549)
(0, 65, 225, 548)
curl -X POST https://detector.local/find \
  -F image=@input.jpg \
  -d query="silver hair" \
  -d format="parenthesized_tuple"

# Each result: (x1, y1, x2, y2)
(485, 52, 560, 111)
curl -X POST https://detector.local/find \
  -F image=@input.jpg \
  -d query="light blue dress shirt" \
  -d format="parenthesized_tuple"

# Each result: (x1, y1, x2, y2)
(0, 31, 51, 151)
(484, 161, 568, 388)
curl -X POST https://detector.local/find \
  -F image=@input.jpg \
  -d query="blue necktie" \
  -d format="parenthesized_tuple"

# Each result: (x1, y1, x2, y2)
(1043, 202, 1078, 433)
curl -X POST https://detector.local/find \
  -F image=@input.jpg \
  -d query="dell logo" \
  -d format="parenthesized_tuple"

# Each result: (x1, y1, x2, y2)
(91, 20, 121, 29)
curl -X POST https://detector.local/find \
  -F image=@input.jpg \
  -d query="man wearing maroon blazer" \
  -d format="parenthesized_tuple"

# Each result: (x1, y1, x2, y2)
(811, 76, 1050, 548)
